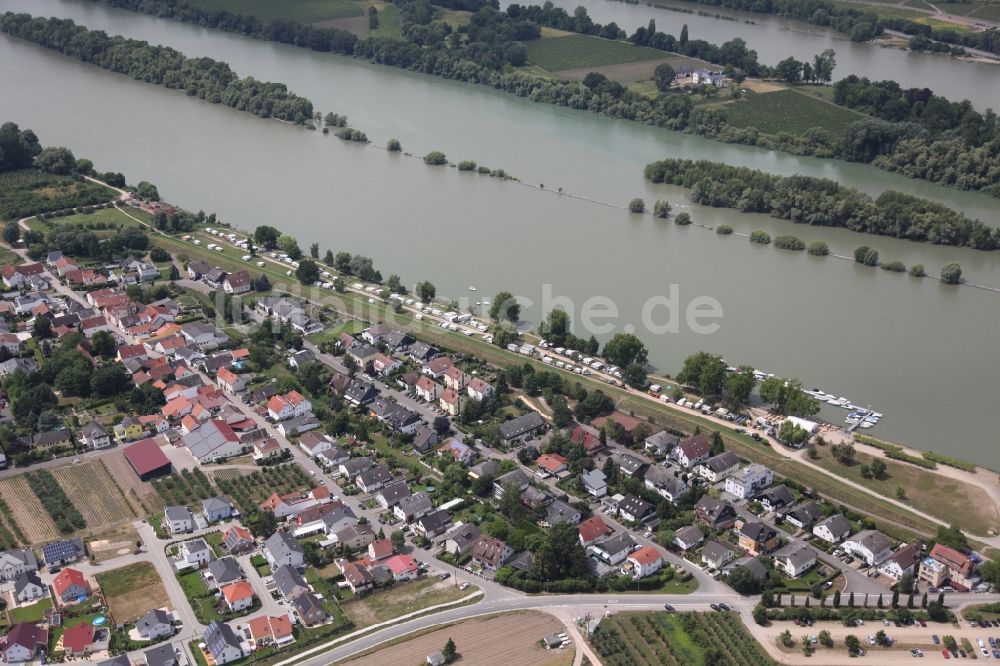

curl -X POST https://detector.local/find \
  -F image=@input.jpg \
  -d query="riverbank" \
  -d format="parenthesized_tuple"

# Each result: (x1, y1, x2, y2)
(32, 164, 996, 545)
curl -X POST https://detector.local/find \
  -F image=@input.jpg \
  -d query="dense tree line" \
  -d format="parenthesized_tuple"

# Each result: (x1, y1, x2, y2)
(645, 158, 1000, 249)
(666, 0, 1000, 55)
(0, 14, 315, 123)
(0, 122, 41, 172)
(85, 0, 359, 55)
(72, 0, 993, 194)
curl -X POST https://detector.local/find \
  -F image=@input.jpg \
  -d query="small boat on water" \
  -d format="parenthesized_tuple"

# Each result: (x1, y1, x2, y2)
(827, 397, 846, 406)
(859, 421, 874, 428)
(845, 417, 861, 425)
(468, 286, 477, 291)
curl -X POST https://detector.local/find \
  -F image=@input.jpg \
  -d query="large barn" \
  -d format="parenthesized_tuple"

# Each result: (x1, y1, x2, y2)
(123, 438, 172, 481)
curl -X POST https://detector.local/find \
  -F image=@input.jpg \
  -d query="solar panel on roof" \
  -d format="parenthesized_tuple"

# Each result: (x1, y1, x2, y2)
(43, 539, 80, 563)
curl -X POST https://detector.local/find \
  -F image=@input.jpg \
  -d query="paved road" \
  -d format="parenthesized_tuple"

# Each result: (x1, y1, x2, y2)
(287, 591, 744, 665)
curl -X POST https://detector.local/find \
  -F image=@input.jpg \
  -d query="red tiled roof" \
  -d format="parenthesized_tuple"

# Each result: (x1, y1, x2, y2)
(929, 543, 973, 575)
(629, 545, 662, 566)
(578, 515, 612, 543)
(385, 554, 418, 575)
(536, 453, 568, 473)
(61, 623, 94, 653)
(52, 568, 87, 597)
(221, 580, 254, 604)
(123, 438, 171, 476)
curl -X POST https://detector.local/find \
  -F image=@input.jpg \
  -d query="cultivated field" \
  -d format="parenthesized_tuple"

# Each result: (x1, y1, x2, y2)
(721, 89, 865, 139)
(0, 476, 60, 544)
(525, 34, 668, 72)
(104, 449, 164, 515)
(211, 465, 314, 514)
(186, 0, 363, 22)
(52, 461, 138, 529)
(339, 611, 569, 666)
(96, 562, 171, 625)
(590, 612, 775, 666)
(559, 53, 708, 84)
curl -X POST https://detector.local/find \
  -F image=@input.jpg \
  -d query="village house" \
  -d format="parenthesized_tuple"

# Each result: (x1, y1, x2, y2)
(357, 465, 393, 493)
(414, 509, 452, 539)
(580, 468, 607, 498)
(385, 554, 420, 582)
(14, 572, 45, 603)
(216, 367, 249, 395)
(467, 377, 494, 401)
(672, 525, 705, 551)
(701, 540, 736, 570)
(578, 515, 614, 547)
(695, 451, 741, 483)
(340, 561, 374, 595)
(919, 543, 977, 590)
(671, 433, 711, 469)
(267, 390, 312, 421)
(439, 387, 461, 416)
(164, 506, 194, 534)
(841, 530, 893, 566)
(813, 514, 853, 544)
(415, 376, 440, 402)
(136, 609, 174, 641)
(758, 484, 795, 512)
(643, 466, 689, 502)
(724, 463, 774, 500)
(247, 614, 294, 650)
(498, 411, 546, 445)
(438, 439, 476, 466)
(202, 496, 235, 523)
(644, 430, 679, 456)
(443, 523, 482, 556)
(222, 270, 252, 295)
(220, 580, 255, 612)
(264, 532, 306, 570)
(613, 452, 647, 479)
(737, 521, 780, 556)
(878, 542, 924, 581)
(622, 545, 663, 579)
(536, 453, 569, 477)
(375, 480, 411, 510)
(2, 623, 48, 664)
(41, 538, 85, 568)
(177, 538, 214, 570)
(52, 567, 89, 602)
(204, 621, 245, 665)
(471, 535, 515, 571)
(771, 543, 816, 578)
(590, 533, 637, 566)
(617, 495, 654, 523)
(783, 501, 823, 530)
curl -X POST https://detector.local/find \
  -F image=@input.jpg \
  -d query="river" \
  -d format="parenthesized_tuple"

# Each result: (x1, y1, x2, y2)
(2, 0, 999, 465)
(528, 0, 1000, 110)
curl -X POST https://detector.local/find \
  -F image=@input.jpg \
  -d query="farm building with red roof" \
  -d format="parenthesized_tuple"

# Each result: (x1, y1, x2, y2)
(123, 437, 172, 480)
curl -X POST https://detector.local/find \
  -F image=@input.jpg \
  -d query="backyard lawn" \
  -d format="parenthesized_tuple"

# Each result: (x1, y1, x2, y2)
(10, 599, 52, 623)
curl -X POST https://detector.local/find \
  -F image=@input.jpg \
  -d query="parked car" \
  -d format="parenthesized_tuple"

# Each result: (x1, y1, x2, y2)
(663, 604, 675, 613)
